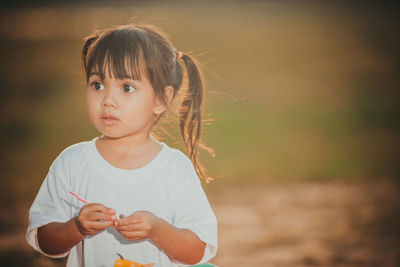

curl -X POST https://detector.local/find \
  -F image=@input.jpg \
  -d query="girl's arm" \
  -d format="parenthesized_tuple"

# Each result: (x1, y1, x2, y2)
(37, 203, 116, 255)
(151, 218, 206, 264)
(37, 218, 85, 255)
(116, 211, 205, 265)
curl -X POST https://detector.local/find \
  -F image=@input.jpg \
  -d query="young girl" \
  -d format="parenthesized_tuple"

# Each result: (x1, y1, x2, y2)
(26, 24, 217, 267)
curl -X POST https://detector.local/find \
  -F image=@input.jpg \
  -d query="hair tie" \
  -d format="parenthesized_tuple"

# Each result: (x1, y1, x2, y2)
(177, 51, 183, 59)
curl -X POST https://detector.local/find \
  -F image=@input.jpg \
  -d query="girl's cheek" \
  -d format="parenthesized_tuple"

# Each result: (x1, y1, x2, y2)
(87, 94, 101, 109)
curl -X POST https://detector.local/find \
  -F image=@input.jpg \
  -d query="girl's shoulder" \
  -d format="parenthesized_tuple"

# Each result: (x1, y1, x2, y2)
(49, 139, 93, 171)
(61, 140, 91, 154)
(58, 139, 91, 158)
(163, 144, 199, 181)
(163, 144, 193, 167)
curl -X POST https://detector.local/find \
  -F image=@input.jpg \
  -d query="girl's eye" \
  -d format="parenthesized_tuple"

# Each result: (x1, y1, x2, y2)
(91, 81, 104, 91)
(123, 84, 136, 93)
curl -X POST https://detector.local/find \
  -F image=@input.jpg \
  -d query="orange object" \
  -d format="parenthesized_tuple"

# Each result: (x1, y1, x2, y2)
(114, 253, 154, 267)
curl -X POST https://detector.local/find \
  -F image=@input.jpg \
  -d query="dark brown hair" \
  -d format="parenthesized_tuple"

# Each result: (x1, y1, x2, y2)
(81, 24, 212, 182)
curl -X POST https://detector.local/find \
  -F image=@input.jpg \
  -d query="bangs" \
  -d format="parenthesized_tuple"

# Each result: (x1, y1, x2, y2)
(85, 28, 147, 82)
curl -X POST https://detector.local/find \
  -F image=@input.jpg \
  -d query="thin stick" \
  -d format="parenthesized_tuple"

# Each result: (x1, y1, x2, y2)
(69, 191, 89, 204)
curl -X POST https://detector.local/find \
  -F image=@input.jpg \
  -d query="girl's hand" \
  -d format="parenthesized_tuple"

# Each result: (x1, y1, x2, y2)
(116, 211, 160, 241)
(75, 203, 117, 236)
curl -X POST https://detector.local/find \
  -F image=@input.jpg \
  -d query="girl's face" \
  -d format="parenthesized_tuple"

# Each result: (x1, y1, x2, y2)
(86, 66, 166, 140)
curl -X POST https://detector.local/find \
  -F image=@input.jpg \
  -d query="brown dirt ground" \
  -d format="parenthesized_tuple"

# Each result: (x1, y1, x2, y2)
(1, 180, 399, 267)
(210, 180, 400, 267)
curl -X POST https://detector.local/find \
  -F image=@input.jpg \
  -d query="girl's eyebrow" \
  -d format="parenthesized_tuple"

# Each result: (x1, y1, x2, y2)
(120, 74, 137, 80)
(88, 72, 139, 82)
(89, 72, 100, 76)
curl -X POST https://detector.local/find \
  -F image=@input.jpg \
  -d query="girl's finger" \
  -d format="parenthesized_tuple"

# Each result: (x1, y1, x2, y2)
(87, 203, 115, 214)
(96, 211, 117, 221)
(119, 230, 146, 240)
(91, 220, 114, 231)
(86, 211, 112, 222)
(116, 223, 144, 232)
(118, 216, 141, 226)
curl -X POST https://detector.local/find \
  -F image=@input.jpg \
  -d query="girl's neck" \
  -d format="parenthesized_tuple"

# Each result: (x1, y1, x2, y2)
(95, 133, 163, 170)
(97, 133, 160, 158)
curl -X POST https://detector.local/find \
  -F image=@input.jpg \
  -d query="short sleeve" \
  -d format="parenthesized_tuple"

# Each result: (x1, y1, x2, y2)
(26, 161, 72, 258)
(169, 154, 218, 264)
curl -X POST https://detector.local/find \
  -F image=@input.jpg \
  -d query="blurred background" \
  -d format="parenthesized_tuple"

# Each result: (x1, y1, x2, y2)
(0, 0, 399, 266)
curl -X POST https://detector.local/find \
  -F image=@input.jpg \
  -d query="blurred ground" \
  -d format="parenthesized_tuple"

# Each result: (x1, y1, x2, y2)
(211, 180, 400, 267)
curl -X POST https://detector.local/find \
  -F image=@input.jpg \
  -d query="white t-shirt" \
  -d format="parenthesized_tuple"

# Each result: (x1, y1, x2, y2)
(26, 137, 217, 267)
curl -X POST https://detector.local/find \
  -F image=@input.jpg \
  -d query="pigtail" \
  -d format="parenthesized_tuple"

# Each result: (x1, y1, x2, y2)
(179, 53, 213, 182)
(81, 34, 99, 76)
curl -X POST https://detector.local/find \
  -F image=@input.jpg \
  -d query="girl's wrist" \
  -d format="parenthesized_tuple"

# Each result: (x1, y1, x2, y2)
(149, 214, 163, 240)
(74, 216, 87, 237)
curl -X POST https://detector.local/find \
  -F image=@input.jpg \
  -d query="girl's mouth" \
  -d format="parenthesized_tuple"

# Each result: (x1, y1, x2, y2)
(101, 115, 119, 126)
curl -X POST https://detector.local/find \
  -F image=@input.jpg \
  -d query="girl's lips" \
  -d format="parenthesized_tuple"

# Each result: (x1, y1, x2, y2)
(101, 115, 119, 126)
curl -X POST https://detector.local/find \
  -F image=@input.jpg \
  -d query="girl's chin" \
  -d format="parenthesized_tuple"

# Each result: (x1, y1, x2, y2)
(97, 129, 135, 140)
(99, 132, 124, 139)
(94, 124, 152, 140)
(99, 134, 120, 139)
(95, 128, 123, 139)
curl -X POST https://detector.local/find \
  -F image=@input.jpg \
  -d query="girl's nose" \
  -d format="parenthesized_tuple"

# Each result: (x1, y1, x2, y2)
(101, 90, 117, 109)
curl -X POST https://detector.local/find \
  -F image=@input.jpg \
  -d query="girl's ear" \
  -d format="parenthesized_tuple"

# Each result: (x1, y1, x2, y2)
(154, 86, 174, 115)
